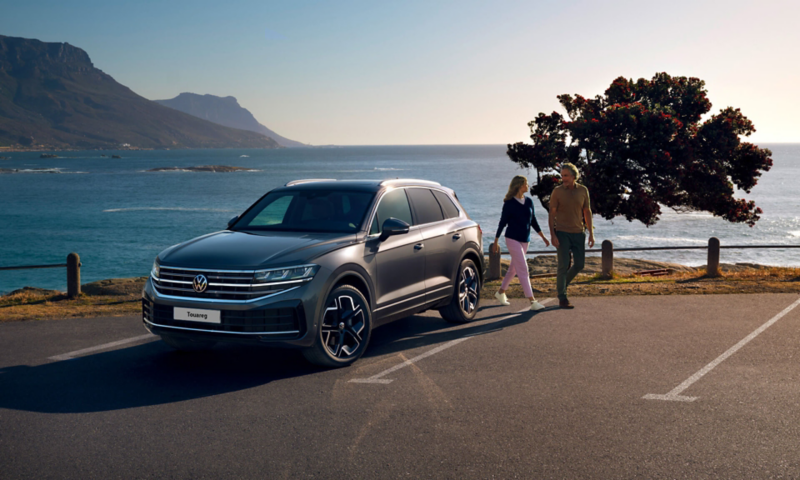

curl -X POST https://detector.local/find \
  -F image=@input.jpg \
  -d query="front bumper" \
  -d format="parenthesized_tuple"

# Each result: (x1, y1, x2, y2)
(142, 276, 319, 348)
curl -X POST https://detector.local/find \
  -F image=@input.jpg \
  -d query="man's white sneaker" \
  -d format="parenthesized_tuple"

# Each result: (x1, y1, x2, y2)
(495, 291, 510, 305)
(530, 301, 546, 311)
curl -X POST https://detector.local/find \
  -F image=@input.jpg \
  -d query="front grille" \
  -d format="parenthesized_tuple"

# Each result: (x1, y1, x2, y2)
(152, 266, 300, 301)
(143, 298, 302, 335)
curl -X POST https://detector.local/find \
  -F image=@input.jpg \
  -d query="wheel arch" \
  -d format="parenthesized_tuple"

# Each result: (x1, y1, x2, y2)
(326, 264, 374, 309)
(460, 245, 484, 285)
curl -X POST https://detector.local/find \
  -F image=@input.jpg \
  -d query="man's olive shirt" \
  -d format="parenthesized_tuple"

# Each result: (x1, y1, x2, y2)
(550, 183, 591, 234)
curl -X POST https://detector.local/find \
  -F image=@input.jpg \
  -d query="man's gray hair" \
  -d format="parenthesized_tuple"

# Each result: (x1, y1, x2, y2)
(561, 162, 580, 181)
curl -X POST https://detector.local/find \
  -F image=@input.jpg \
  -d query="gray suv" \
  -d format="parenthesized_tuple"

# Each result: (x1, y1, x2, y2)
(142, 179, 484, 367)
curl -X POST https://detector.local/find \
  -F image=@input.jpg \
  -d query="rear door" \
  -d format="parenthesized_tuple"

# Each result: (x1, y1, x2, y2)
(431, 189, 467, 273)
(406, 188, 462, 304)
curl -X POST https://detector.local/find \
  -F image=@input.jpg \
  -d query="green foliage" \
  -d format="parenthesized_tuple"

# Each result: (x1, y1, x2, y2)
(507, 72, 773, 226)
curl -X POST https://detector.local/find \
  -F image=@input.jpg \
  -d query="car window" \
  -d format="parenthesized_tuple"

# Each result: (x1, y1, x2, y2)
(371, 188, 413, 234)
(407, 188, 444, 225)
(432, 190, 460, 219)
(235, 190, 375, 233)
(248, 195, 293, 226)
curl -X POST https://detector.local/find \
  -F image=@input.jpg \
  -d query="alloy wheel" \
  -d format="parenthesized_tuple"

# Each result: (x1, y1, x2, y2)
(320, 295, 366, 358)
(458, 265, 479, 315)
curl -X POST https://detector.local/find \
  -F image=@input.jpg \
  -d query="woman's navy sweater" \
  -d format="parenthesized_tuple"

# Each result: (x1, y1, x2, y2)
(495, 196, 542, 243)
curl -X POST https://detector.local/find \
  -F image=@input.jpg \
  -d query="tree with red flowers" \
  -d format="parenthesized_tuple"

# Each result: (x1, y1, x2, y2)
(507, 72, 773, 226)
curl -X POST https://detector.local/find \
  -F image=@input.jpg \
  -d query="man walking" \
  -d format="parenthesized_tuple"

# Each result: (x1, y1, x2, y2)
(549, 163, 594, 309)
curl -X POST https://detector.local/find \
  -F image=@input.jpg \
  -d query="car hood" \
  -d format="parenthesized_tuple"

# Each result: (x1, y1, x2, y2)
(158, 230, 357, 269)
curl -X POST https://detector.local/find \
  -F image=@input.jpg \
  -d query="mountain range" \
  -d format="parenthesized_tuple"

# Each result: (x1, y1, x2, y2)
(155, 93, 306, 148)
(0, 35, 280, 150)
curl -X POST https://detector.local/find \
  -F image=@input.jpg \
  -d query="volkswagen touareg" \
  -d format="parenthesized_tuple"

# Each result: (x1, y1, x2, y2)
(142, 179, 484, 367)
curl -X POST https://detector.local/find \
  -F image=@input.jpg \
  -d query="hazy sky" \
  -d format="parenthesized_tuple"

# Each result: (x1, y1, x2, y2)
(2, 0, 798, 145)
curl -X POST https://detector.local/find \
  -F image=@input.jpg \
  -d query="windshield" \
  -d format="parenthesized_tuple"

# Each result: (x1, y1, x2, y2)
(232, 189, 376, 233)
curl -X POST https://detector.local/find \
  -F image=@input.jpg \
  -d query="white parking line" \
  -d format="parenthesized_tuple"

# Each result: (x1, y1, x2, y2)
(351, 298, 554, 384)
(48, 334, 158, 362)
(644, 296, 800, 402)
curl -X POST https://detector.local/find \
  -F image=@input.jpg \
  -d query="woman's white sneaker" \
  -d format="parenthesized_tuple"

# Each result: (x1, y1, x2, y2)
(495, 291, 510, 305)
(530, 300, 546, 311)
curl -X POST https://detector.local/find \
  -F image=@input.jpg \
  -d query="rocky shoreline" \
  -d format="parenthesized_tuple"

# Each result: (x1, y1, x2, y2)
(499, 255, 777, 276)
(2, 257, 792, 299)
(2, 260, 798, 321)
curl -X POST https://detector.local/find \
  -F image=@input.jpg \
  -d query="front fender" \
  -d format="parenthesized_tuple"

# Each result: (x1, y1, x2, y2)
(312, 263, 375, 332)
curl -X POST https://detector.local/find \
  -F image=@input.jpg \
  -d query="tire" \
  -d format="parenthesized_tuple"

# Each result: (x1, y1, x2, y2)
(439, 258, 481, 323)
(302, 284, 372, 368)
(160, 334, 216, 352)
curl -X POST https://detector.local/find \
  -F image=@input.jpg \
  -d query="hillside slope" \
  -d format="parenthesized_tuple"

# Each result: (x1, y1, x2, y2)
(0, 35, 280, 149)
(155, 93, 307, 147)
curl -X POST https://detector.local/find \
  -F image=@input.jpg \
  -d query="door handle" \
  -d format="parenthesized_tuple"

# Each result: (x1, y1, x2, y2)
(452, 233, 462, 240)
(414, 243, 424, 250)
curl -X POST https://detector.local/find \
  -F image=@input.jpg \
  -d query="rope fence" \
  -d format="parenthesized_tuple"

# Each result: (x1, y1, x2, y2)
(485, 238, 800, 280)
(0, 253, 82, 297)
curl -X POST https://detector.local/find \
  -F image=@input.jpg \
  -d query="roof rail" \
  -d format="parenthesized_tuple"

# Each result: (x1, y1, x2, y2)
(285, 179, 337, 186)
(379, 178, 441, 187)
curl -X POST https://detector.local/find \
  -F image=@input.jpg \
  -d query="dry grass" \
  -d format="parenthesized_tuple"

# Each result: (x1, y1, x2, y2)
(0, 279, 145, 322)
(2, 268, 799, 322)
(482, 266, 800, 299)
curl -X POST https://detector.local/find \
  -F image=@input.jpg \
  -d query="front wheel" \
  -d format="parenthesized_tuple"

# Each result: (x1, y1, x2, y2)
(439, 258, 481, 323)
(302, 284, 372, 368)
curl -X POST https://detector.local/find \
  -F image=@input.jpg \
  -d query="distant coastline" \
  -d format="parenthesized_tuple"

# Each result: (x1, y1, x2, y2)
(0, 146, 285, 153)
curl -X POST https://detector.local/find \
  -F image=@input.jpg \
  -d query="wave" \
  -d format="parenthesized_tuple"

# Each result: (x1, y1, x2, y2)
(789, 230, 800, 238)
(103, 207, 237, 213)
(611, 235, 708, 245)
(336, 168, 406, 173)
(20, 168, 62, 173)
(139, 168, 261, 173)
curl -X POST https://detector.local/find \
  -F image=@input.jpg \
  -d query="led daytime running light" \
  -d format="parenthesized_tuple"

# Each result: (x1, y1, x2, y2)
(253, 265, 318, 283)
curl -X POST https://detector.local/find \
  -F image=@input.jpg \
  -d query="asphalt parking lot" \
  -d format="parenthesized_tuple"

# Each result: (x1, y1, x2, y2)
(2, 293, 800, 479)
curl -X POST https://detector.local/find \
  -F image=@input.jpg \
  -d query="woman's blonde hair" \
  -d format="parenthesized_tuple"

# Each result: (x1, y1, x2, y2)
(561, 162, 580, 181)
(504, 175, 528, 202)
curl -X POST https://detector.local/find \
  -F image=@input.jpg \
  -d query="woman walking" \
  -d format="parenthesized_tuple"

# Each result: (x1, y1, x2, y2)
(493, 175, 550, 310)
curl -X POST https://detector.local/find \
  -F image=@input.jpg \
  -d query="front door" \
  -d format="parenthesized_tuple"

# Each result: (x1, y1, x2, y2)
(367, 188, 426, 319)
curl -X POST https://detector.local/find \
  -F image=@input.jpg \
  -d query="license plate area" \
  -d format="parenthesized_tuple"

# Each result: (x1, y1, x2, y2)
(174, 307, 221, 324)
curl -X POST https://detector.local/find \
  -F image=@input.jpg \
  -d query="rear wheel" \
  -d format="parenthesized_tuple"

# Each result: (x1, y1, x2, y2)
(160, 335, 216, 352)
(302, 284, 372, 368)
(439, 258, 481, 323)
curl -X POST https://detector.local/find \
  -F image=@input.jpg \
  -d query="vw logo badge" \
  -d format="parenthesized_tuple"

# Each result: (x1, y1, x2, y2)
(193, 274, 208, 293)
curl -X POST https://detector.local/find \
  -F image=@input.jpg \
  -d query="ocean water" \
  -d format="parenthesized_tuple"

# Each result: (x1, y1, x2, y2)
(1, 144, 798, 294)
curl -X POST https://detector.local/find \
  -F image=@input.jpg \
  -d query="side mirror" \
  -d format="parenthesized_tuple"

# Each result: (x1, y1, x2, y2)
(227, 215, 239, 229)
(379, 218, 410, 241)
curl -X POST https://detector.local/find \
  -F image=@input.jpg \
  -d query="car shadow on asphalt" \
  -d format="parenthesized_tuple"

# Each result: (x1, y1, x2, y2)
(364, 305, 552, 359)
(0, 341, 323, 414)
(0, 307, 553, 414)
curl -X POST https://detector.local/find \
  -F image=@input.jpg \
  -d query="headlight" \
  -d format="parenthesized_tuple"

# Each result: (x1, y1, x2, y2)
(151, 260, 160, 278)
(253, 264, 319, 284)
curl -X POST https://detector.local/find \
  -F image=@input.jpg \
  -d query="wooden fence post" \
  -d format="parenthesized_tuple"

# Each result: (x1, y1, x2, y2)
(67, 252, 81, 298)
(488, 243, 501, 281)
(601, 240, 614, 279)
(707, 237, 720, 277)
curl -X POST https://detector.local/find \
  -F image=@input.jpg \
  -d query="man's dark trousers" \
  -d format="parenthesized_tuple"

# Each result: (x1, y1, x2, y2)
(556, 230, 586, 301)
